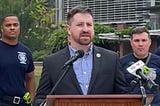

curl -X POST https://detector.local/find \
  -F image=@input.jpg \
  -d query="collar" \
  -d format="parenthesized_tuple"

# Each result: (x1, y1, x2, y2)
(68, 44, 93, 57)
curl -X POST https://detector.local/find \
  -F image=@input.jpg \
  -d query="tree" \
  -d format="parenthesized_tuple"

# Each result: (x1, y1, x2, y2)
(23, 0, 55, 60)
(46, 22, 117, 53)
(0, 0, 135, 60)
(0, 0, 24, 16)
(0, 0, 56, 60)
(46, 22, 67, 53)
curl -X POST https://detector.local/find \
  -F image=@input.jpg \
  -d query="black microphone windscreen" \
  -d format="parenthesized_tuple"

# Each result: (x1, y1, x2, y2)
(76, 49, 84, 58)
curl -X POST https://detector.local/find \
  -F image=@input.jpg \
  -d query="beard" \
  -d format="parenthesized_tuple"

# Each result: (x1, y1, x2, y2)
(78, 37, 92, 45)
(69, 31, 94, 46)
(78, 31, 93, 45)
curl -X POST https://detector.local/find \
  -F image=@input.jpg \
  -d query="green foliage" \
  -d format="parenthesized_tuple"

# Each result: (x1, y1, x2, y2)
(0, 0, 24, 16)
(46, 23, 116, 53)
(23, 0, 56, 60)
(115, 27, 133, 37)
(94, 23, 115, 44)
(94, 23, 115, 35)
(25, 0, 55, 45)
(46, 22, 68, 53)
(0, 0, 56, 60)
(32, 50, 47, 61)
(28, 0, 55, 26)
(0, 0, 138, 61)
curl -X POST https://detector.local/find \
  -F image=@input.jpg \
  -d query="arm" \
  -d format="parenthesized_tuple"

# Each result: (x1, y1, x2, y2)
(25, 71, 36, 101)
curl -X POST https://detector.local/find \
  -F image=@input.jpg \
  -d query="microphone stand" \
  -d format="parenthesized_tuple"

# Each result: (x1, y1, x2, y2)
(40, 65, 71, 106)
(146, 79, 159, 92)
(129, 78, 139, 92)
(139, 80, 147, 106)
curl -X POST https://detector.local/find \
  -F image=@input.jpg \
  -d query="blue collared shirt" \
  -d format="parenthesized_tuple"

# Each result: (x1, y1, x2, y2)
(69, 45, 93, 95)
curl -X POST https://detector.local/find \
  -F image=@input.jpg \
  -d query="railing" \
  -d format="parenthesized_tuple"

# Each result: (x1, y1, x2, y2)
(34, 61, 43, 66)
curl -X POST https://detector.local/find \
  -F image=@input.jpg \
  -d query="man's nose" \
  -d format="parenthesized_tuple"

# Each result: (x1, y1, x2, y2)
(82, 25, 89, 32)
(10, 25, 15, 29)
(139, 41, 143, 46)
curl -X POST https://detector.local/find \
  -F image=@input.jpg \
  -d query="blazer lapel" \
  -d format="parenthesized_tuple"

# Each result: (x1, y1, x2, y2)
(62, 47, 83, 94)
(87, 46, 101, 93)
(68, 66, 83, 94)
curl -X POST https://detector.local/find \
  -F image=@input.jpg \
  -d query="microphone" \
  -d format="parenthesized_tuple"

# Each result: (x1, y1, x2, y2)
(129, 78, 139, 92)
(143, 66, 156, 81)
(63, 49, 84, 68)
(127, 60, 145, 79)
(40, 50, 84, 106)
(130, 78, 139, 87)
(127, 60, 156, 80)
(126, 60, 159, 91)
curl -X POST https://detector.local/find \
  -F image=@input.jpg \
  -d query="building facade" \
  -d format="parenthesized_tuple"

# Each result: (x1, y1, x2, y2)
(53, 0, 160, 56)
(54, 0, 160, 29)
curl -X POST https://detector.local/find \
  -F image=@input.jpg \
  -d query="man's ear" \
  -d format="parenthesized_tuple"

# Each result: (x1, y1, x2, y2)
(66, 24, 71, 35)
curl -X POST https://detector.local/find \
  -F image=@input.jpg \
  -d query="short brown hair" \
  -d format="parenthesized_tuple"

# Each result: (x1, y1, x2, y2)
(67, 6, 93, 25)
(130, 27, 150, 39)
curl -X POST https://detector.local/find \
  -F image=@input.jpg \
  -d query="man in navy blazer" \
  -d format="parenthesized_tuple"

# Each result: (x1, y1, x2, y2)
(33, 6, 128, 106)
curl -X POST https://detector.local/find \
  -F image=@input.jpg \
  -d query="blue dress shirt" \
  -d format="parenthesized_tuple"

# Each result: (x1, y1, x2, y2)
(69, 45, 93, 94)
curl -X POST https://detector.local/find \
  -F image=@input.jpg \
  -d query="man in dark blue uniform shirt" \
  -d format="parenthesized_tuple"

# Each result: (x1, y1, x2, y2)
(0, 14, 35, 106)
(120, 27, 160, 106)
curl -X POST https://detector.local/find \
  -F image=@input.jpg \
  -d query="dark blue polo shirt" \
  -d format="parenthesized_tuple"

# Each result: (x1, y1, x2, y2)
(120, 53, 160, 105)
(0, 40, 34, 97)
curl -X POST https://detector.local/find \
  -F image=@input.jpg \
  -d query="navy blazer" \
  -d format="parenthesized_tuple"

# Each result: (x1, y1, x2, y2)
(33, 45, 128, 106)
